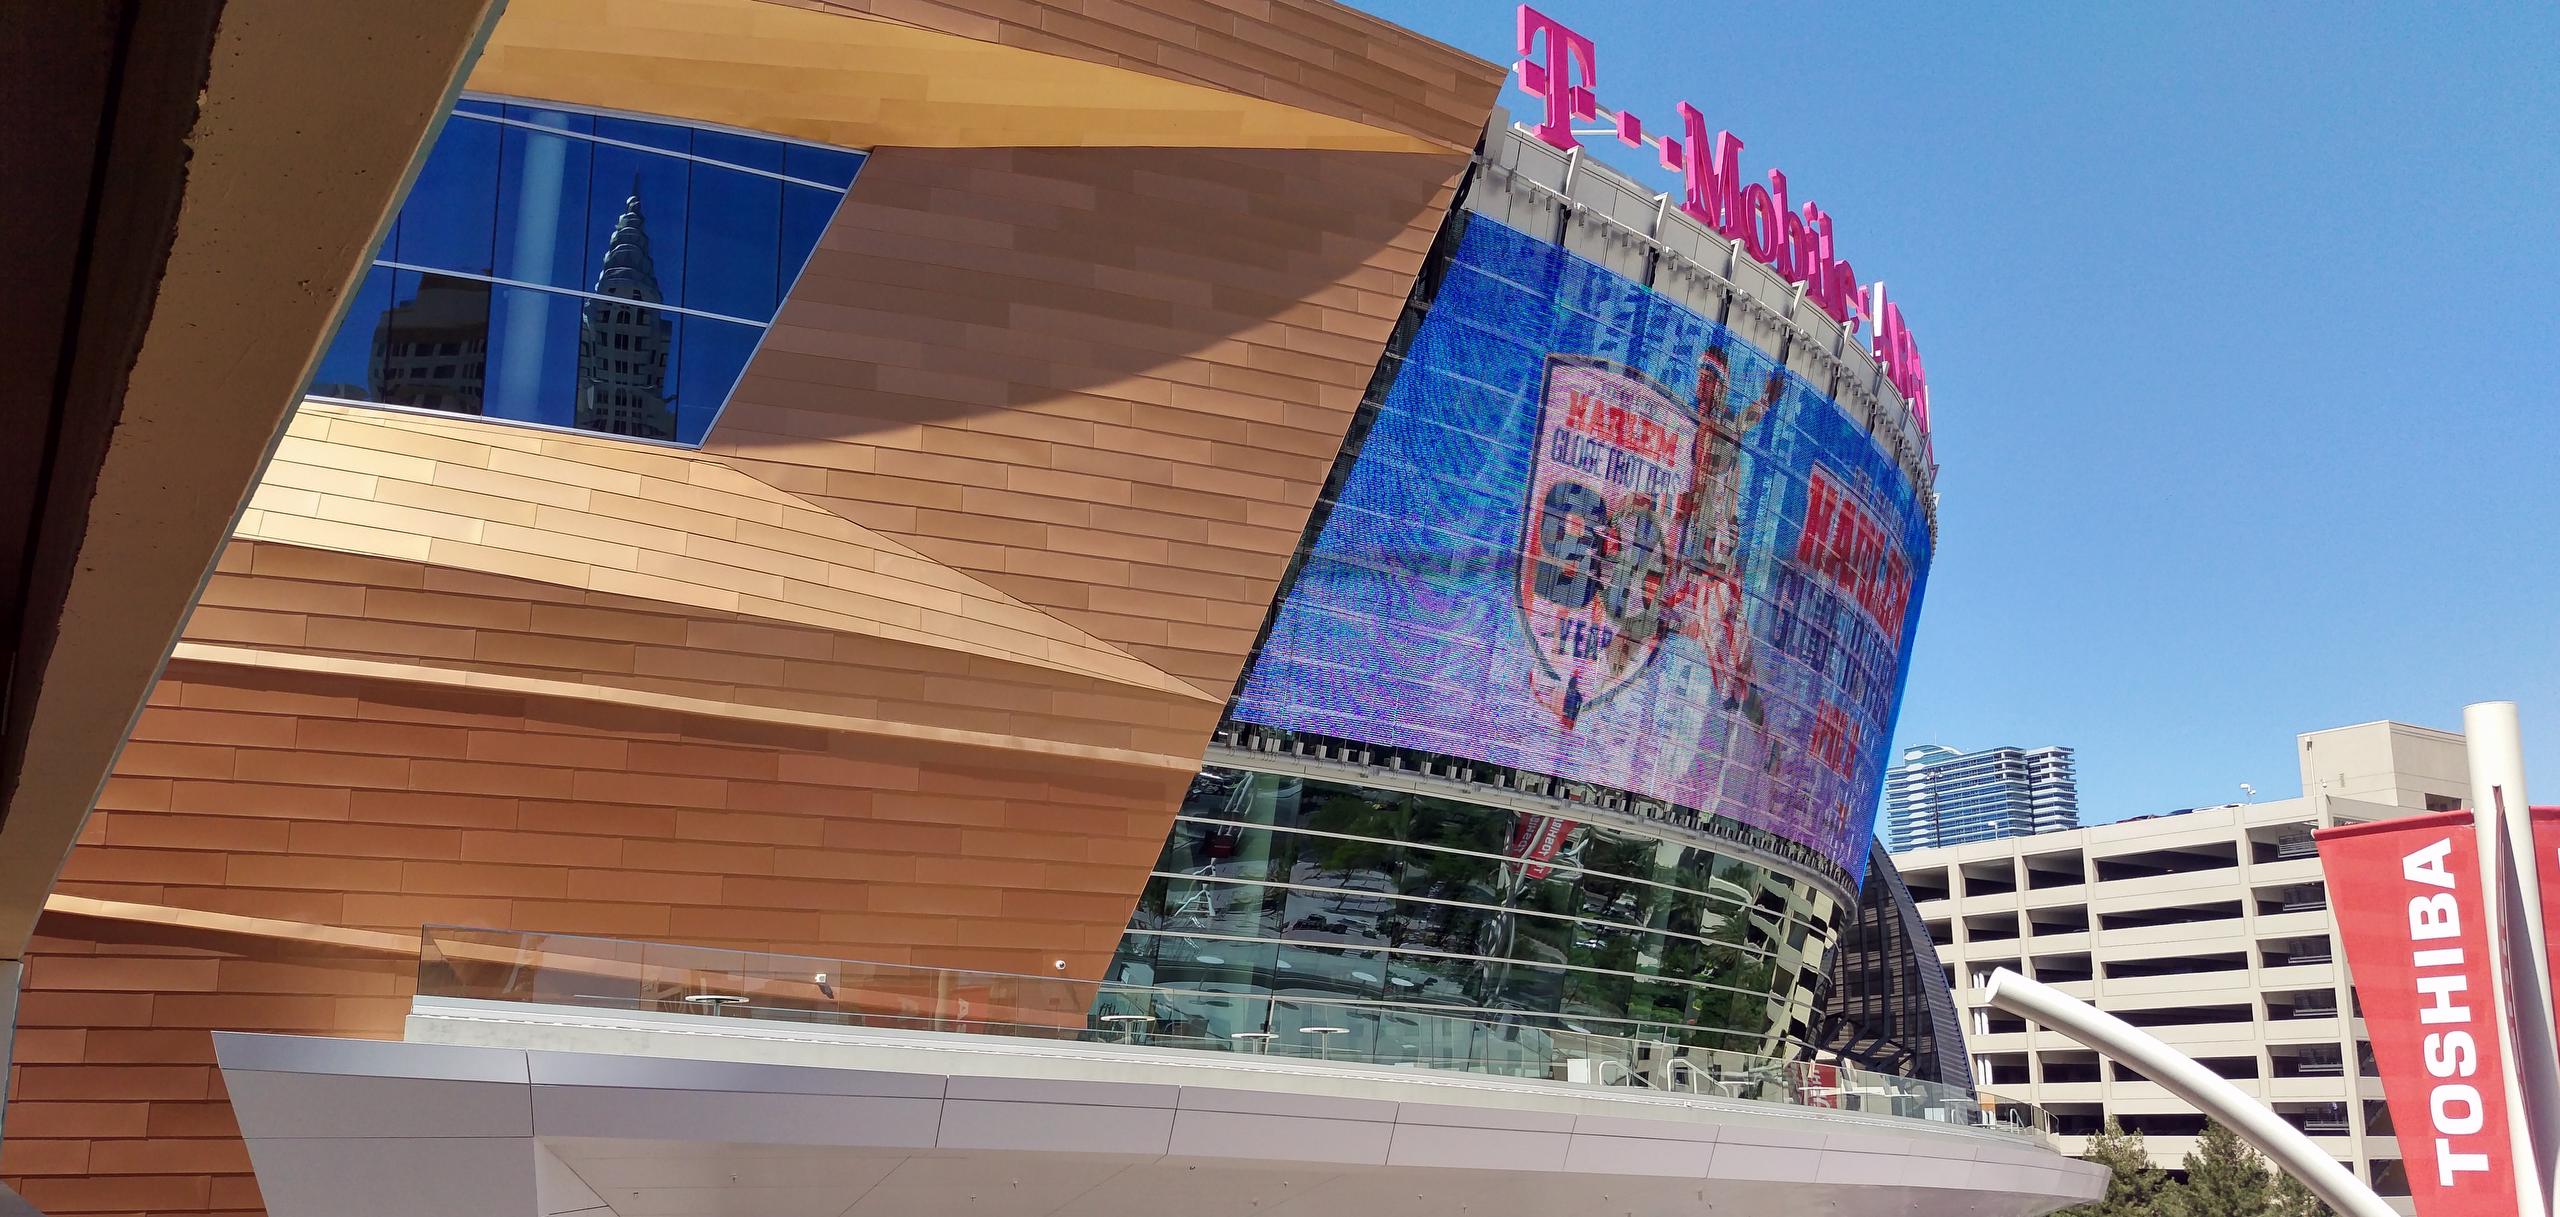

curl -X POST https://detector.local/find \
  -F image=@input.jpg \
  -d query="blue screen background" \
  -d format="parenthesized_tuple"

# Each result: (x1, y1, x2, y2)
(1231, 216, 1934, 883)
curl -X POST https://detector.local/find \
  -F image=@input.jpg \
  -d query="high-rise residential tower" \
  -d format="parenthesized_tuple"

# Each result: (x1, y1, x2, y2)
(1886, 744, 2080, 852)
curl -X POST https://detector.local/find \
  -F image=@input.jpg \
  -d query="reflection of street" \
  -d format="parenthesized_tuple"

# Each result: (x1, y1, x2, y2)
(1282, 862, 1392, 945)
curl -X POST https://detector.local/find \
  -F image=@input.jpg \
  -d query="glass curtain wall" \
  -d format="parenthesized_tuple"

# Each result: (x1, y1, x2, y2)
(1811, 839, 1972, 1087)
(1106, 767, 1843, 1058)
(307, 97, 863, 445)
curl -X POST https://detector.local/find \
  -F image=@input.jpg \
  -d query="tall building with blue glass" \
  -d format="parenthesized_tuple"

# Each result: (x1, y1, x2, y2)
(1883, 743, 2081, 851)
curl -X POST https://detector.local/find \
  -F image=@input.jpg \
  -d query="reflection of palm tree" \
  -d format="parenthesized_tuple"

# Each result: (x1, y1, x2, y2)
(1306, 793, 1401, 874)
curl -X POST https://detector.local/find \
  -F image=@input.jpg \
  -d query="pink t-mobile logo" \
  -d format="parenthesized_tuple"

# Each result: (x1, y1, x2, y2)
(1511, 4, 1931, 435)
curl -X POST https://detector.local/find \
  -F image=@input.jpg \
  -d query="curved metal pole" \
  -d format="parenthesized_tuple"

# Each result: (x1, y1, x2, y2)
(2466, 701, 2560, 1213)
(1982, 968, 2397, 1217)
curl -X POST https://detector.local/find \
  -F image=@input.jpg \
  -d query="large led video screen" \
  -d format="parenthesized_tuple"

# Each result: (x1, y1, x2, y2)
(1231, 216, 1933, 882)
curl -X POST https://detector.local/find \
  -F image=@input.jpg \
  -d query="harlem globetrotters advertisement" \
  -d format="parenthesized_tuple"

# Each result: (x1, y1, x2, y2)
(1229, 215, 1933, 884)
(1517, 355, 1693, 730)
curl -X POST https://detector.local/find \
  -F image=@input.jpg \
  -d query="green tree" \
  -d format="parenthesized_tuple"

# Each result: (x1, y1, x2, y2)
(2061, 1119, 2168, 1217)
(2270, 1169, 2334, 1217)
(2164, 1121, 2274, 1217)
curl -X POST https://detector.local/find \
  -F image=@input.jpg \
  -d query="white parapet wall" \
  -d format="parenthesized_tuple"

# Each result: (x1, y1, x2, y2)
(211, 997, 2104, 1217)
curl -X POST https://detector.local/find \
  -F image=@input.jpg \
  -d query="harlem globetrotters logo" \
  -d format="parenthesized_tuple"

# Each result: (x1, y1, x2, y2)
(1517, 356, 1694, 728)
(1519, 349, 1783, 732)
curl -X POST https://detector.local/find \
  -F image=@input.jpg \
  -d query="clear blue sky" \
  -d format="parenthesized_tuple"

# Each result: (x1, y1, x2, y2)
(1352, 0, 2560, 827)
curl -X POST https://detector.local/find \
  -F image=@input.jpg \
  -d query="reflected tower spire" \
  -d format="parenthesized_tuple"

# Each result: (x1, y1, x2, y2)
(593, 180, 663, 302)
(575, 178, 677, 439)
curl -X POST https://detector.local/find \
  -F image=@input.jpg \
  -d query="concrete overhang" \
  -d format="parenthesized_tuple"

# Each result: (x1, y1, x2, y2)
(0, 0, 502, 962)
(216, 1001, 2104, 1217)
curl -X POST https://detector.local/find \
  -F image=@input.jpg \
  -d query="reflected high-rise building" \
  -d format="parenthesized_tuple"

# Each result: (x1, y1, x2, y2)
(305, 100, 856, 443)
(575, 189, 676, 439)
(366, 275, 489, 414)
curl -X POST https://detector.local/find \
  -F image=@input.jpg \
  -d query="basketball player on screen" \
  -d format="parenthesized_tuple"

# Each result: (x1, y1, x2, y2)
(1671, 340, 1782, 727)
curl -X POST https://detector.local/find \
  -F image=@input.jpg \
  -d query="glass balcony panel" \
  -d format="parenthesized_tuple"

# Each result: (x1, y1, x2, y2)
(414, 928, 2053, 1141)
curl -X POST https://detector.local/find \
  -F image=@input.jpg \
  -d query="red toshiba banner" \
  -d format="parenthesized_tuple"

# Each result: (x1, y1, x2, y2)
(2316, 812, 2521, 1217)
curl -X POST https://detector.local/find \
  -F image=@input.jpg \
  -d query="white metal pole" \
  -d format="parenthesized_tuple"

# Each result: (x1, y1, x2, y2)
(1982, 968, 2398, 1217)
(2464, 701, 2559, 1217)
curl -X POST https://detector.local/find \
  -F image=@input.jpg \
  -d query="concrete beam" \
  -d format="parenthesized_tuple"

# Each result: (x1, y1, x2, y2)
(0, 0, 502, 960)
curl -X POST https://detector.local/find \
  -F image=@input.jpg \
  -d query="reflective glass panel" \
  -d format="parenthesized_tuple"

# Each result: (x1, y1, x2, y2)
(685, 164, 783, 320)
(1157, 876, 1282, 943)
(675, 316, 764, 445)
(1384, 951, 1484, 1008)
(1116, 764, 1839, 1053)
(594, 114, 692, 154)
(493, 120, 595, 293)
(1269, 941, 1387, 1003)
(313, 97, 862, 443)
(786, 143, 864, 188)
(693, 129, 786, 173)
(1406, 793, 1511, 856)
(483, 284, 583, 427)
(309, 266, 398, 402)
(1561, 960, 1632, 1022)
(371, 271, 490, 416)
(394, 119, 499, 274)
(583, 143, 690, 308)
(502, 102, 591, 134)
(780, 185, 840, 296)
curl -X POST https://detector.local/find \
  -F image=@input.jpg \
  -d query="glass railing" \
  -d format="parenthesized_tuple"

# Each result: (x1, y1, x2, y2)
(415, 926, 2051, 1141)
